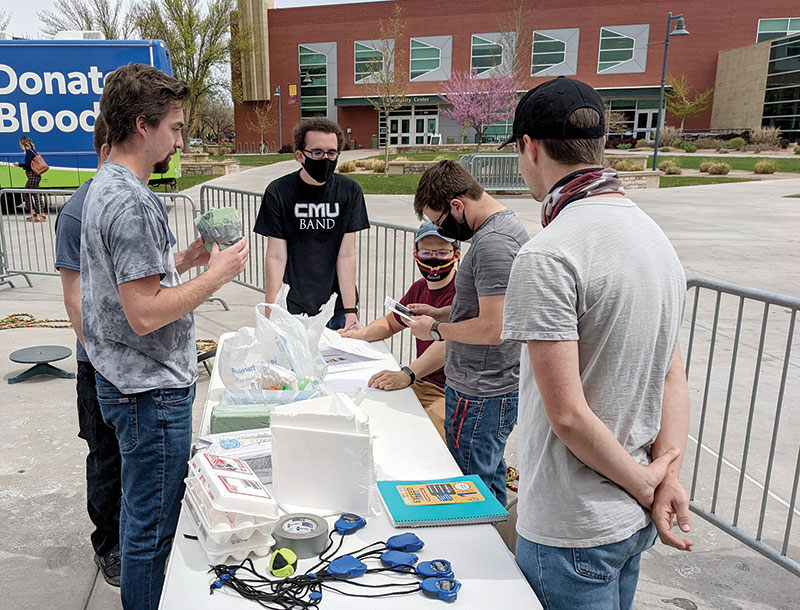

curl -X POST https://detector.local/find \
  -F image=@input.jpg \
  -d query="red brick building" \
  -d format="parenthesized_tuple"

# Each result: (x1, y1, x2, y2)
(233, 0, 800, 151)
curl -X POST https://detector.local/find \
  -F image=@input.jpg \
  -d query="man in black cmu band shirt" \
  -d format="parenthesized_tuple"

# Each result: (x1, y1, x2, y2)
(254, 118, 369, 330)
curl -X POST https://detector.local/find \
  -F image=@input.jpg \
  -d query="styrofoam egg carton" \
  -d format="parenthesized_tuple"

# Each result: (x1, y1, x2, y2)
(183, 488, 274, 563)
(188, 453, 279, 519)
(184, 477, 278, 545)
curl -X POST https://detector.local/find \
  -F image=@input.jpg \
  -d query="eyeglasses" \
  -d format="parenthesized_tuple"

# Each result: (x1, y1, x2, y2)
(431, 190, 468, 227)
(432, 208, 449, 228)
(417, 249, 454, 258)
(303, 149, 340, 161)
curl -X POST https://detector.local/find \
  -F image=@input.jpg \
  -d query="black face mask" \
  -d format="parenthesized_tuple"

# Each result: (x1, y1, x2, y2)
(302, 154, 338, 183)
(438, 209, 474, 241)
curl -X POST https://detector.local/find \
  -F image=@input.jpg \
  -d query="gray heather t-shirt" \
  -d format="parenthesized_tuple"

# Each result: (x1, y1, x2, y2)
(502, 197, 685, 548)
(80, 162, 197, 394)
(445, 209, 529, 396)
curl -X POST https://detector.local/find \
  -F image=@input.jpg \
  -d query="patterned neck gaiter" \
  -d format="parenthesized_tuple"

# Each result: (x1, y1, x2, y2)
(541, 167, 625, 228)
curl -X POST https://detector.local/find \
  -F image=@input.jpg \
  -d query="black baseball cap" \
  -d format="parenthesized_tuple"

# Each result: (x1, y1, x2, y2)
(499, 77, 605, 149)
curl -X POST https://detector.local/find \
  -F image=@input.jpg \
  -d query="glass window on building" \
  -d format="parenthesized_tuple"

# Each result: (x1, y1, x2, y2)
(355, 42, 383, 83)
(598, 27, 635, 72)
(756, 18, 800, 43)
(532, 32, 566, 75)
(471, 35, 503, 75)
(410, 38, 441, 80)
(484, 116, 513, 143)
(762, 34, 800, 141)
(299, 45, 327, 118)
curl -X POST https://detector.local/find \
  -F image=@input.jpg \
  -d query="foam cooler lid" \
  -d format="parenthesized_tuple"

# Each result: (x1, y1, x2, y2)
(189, 453, 278, 519)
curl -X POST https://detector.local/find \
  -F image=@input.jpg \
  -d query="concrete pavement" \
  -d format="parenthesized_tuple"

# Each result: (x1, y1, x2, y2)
(0, 161, 798, 609)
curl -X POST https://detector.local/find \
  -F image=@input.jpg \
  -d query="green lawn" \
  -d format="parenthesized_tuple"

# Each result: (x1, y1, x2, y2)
(176, 174, 216, 190)
(209, 153, 294, 166)
(659, 176, 758, 188)
(364, 151, 517, 162)
(346, 173, 422, 194)
(648, 154, 800, 173)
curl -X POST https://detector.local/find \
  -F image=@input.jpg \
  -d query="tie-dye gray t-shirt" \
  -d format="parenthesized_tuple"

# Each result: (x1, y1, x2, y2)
(80, 162, 197, 394)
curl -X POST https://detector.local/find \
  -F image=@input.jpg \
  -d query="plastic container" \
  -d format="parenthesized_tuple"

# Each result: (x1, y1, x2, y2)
(183, 484, 275, 563)
(184, 477, 278, 544)
(188, 453, 279, 519)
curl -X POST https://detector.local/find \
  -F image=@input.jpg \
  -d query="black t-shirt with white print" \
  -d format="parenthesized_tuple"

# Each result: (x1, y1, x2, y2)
(254, 170, 370, 316)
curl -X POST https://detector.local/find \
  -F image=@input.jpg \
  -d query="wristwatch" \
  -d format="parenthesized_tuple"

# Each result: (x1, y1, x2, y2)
(401, 366, 416, 386)
(430, 321, 443, 342)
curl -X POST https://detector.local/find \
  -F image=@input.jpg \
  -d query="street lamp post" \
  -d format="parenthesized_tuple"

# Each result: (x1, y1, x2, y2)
(652, 12, 690, 171)
(274, 85, 283, 151)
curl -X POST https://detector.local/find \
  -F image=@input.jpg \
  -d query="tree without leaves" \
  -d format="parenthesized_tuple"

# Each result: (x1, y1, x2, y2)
(132, 0, 239, 141)
(604, 105, 628, 136)
(496, 0, 535, 88)
(244, 101, 277, 153)
(0, 9, 11, 31)
(440, 69, 516, 152)
(361, 5, 408, 177)
(38, 0, 134, 39)
(200, 94, 235, 143)
(665, 73, 714, 132)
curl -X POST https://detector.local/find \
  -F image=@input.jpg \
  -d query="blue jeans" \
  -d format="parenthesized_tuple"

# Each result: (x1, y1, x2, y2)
(516, 522, 658, 610)
(326, 310, 346, 330)
(95, 372, 194, 610)
(444, 385, 518, 506)
(77, 361, 121, 558)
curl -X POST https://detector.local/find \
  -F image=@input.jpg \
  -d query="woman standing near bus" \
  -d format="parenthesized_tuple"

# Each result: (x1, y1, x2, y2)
(13, 136, 45, 221)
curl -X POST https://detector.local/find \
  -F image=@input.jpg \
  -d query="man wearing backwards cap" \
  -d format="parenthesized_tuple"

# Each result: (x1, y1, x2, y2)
(500, 77, 692, 609)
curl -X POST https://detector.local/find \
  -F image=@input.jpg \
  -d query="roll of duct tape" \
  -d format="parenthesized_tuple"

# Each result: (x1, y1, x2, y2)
(272, 513, 329, 559)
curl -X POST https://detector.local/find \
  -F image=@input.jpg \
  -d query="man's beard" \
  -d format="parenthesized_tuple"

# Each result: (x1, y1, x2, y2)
(154, 155, 172, 174)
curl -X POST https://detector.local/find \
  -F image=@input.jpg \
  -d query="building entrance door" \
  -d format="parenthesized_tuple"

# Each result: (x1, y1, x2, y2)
(414, 116, 439, 144)
(635, 109, 659, 141)
(388, 116, 412, 145)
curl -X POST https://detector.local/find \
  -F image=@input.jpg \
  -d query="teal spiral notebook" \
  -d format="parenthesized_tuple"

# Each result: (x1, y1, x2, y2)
(377, 475, 509, 527)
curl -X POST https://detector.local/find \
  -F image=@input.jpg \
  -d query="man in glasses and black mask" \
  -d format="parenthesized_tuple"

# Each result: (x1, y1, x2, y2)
(254, 118, 369, 329)
(406, 160, 529, 506)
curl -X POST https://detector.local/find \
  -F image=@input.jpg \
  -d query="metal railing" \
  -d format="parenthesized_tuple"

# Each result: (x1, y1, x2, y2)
(200, 184, 419, 365)
(0, 188, 227, 310)
(0, 188, 74, 287)
(683, 278, 800, 576)
(457, 153, 526, 191)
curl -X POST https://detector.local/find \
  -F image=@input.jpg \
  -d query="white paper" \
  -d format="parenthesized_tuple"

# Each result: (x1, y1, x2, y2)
(320, 348, 379, 373)
(320, 327, 384, 360)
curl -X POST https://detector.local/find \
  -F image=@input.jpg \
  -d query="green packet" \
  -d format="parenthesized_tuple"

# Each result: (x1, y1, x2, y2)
(194, 207, 244, 253)
(210, 403, 275, 434)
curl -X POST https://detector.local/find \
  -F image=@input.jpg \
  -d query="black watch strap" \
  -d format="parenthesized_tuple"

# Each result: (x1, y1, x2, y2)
(401, 366, 416, 385)
(342, 307, 358, 314)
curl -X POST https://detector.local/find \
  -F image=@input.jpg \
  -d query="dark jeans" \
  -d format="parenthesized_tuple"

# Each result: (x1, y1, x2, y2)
(444, 385, 518, 506)
(77, 361, 121, 558)
(326, 310, 346, 330)
(95, 372, 194, 610)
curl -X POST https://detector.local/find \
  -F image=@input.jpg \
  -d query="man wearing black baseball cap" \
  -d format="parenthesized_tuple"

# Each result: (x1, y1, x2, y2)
(500, 77, 693, 609)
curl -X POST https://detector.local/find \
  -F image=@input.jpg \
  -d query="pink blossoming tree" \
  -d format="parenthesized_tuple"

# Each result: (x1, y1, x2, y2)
(439, 69, 517, 152)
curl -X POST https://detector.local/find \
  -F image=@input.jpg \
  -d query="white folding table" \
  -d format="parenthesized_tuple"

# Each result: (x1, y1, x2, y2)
(159, 332, 541, 609)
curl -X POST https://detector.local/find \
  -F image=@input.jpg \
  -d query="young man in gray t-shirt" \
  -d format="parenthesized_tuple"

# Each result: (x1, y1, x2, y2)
(499, 77, 692, 610)
(81, 65, 248, 610)
(407, 161, 529, 506)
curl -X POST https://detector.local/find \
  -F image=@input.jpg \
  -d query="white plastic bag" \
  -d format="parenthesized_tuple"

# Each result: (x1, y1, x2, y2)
(254, 294, 335, 381)
(217, 326, 277, 389)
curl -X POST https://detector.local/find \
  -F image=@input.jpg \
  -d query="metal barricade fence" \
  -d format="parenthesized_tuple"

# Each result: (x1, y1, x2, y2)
(0, 188, 75, 287)
(458, 153, 526, 190)
(200, 184, 419, 365)
(683, 278, 800, 576)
